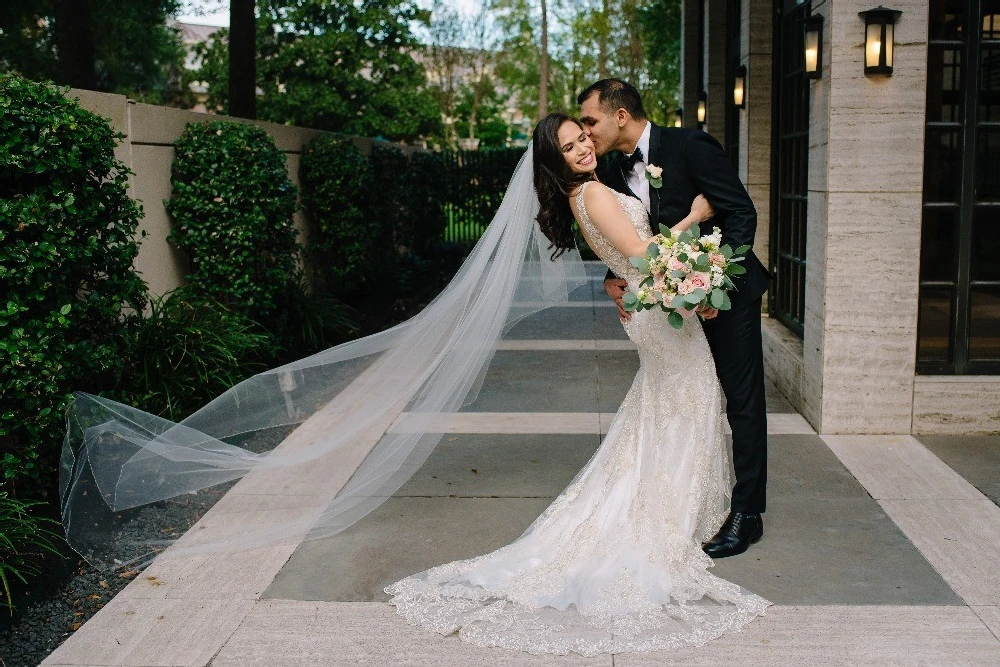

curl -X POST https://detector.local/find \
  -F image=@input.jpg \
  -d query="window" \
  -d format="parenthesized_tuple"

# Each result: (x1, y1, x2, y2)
(919, 0, 1000, 373)
(769, 0, 811, 337)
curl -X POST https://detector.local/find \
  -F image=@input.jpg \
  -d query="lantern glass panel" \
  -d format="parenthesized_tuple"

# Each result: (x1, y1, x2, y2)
(804, 29, 820, 73)
(734, 77, 745, 106)
(866, 22, 882, 68)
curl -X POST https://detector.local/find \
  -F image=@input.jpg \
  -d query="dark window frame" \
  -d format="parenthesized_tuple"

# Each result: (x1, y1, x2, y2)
(919, 0, 1000, 374)
(769, 0, 811, 338)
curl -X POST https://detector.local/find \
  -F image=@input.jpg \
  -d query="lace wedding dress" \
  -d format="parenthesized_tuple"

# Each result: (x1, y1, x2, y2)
(385, 182, 770, 655)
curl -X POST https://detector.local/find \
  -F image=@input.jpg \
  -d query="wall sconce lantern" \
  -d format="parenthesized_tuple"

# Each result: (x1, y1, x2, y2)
(733, 66, 747, 107)
(697, 91, 707, 125)
(859, 7, 901, 75)
(674, 108, 683, 127)
(803, 14, 823, 79)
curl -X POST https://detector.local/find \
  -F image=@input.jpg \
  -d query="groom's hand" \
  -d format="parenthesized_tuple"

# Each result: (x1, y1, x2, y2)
(605, 277, 631, 321)
(698, 306, 719, 320)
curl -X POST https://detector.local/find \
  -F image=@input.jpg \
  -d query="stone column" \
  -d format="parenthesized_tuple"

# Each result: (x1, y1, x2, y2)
(809, 0, 929, 432)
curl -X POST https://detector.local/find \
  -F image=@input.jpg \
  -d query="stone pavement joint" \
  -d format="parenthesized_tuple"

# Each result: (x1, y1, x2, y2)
(41, 263, 1000, 665)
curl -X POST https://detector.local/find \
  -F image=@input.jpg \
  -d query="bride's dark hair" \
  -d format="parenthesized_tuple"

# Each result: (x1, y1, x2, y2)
(533, 113, 593, 259)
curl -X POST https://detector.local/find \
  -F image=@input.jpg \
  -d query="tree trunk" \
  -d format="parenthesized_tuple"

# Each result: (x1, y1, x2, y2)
(53, 0, 97, 89)
(538, 0, 548, 120)
(229, 0, 256, 119)
(599, 0, 610, 78)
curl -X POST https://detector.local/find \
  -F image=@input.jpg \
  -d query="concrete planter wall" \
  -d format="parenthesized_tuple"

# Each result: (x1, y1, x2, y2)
(68, 89, 411, 300)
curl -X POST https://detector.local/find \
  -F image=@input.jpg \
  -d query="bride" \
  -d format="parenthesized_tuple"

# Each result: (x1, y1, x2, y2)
(383, 114, 769, 655)
(60, 113, 767, 659)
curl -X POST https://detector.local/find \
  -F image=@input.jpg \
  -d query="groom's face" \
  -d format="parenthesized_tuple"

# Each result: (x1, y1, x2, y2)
(579, 92, 623, 157)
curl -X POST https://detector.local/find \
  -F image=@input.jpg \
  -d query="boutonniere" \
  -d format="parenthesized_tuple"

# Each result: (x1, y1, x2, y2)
(645, 164, 663, 189)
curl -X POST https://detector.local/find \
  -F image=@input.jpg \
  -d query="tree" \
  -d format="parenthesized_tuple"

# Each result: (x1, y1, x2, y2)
(424, 1, 467, 147)
(229, 0, 256, 119)
(491, 0, 568, 122)
(0, 0, 193, 106)
(196, 0, 440, 140)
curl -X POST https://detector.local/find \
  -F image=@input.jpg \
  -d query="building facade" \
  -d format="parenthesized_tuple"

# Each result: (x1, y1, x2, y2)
(682, 0, 1000, 434)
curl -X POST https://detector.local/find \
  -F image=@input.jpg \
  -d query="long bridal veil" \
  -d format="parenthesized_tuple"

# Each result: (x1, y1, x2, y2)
(61, 147, 590, 567)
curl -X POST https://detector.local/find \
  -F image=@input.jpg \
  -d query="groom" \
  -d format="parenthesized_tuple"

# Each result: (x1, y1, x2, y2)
(579, 79, 770, 558)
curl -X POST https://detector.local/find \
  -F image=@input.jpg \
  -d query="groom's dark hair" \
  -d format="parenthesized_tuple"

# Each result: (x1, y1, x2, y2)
(577, 79, 647, 120)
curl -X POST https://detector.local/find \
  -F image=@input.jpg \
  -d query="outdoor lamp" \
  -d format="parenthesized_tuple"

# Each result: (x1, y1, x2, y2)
(803, 14, 823, 78)
(674, 108, 683, 127)
(697, 91, 707, 125)
(860, 7, 902, 75)
(733, 66, 747, 108)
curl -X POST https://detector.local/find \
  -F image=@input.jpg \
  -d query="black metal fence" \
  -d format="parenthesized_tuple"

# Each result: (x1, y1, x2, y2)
(439, 149, 524, 248)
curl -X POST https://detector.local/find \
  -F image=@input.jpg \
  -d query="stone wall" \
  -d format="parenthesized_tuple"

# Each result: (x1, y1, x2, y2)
(68, 90, 398, 299)
(688, 0, 1000, 434)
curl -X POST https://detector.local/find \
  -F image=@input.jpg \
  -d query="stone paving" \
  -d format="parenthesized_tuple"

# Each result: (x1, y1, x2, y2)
(42, 264, 1000, 666)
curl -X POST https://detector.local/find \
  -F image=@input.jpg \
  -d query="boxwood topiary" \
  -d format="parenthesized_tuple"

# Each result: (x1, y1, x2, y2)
(299, 135, 381, 297)
(166, 120, 299, 324)
(0, 74, 148, 491)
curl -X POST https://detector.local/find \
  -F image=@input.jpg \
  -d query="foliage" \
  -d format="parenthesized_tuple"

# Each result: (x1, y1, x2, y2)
(195, 0, 440, 140)
(0, 74, 148, 491)
(299, 135, 381, 297)
(166, 120, 299, 325)
(635, 0, 683, 122)
(115, 292, 271, 421)
(369, 144, 410, 255)
(490, 0, 682, 126)
(0, 0, 195, 107)
(0, 493, 63, 615)
(402, 152, 449, 255)
(424, 1, 503, 148)
(269, 274, 359, 360)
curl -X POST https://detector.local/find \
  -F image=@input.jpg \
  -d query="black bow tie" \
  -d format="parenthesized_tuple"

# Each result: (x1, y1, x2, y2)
(621, 147, 644, 172)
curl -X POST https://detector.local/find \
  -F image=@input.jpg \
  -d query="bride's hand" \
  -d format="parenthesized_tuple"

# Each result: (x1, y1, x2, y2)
(670, 194, 716, 235)
(690, 194, 714, 223)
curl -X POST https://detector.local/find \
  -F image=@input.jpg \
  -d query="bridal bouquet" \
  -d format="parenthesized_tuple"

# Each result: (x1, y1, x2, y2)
(622, 224, 751, 329)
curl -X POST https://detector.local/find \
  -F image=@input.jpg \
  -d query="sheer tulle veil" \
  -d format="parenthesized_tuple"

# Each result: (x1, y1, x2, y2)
(61, 147, 590, 567)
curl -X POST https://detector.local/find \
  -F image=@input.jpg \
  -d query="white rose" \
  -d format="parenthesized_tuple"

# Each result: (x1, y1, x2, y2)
(646, 164, 663, 179)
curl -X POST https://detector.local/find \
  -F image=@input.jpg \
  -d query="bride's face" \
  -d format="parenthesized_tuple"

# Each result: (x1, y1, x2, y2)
(557, 121, 597, 176)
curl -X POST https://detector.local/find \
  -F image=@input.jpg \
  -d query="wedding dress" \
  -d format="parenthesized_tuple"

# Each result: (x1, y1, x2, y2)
(385, 182, 770, 656)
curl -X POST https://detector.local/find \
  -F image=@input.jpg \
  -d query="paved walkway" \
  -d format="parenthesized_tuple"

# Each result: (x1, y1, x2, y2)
(43, 264, 1000, 666)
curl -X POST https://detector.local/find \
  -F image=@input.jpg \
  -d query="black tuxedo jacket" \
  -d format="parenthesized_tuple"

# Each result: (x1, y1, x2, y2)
(600, 123, 770, 308)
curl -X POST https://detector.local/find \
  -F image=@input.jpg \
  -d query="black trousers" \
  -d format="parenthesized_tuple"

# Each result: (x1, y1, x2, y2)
(699, 296, 768, 513)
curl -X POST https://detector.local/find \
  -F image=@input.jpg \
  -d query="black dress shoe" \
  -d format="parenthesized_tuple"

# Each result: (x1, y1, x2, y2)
(702, 512, 763, 558)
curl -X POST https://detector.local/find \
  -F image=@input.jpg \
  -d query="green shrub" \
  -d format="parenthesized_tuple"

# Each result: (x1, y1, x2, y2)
(401, 151, 447, 256)
(166, 120, 299, 323)
(115, 291, 271, 420)
(0, 492, 62, 614)
(269, 273, 358, 361)
(0, 74, 147, 491)
(368, 143, 408, 252)
(299, 135, 381, 297)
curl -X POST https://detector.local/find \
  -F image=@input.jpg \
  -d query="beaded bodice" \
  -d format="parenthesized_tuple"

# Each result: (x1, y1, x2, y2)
(574, 181, 653, 289)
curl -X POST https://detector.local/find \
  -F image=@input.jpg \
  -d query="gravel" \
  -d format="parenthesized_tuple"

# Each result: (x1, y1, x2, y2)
(0, 426, 292, 667)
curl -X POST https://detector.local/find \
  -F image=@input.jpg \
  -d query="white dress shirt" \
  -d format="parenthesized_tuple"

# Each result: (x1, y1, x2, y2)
(624, 121, 652, 214)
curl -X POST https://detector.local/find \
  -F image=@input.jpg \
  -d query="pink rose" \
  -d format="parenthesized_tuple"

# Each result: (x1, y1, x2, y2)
(668, 257, 686, 272)
(709, 252, 725, 267)
(688, 272, 710, 292)
(677, 279, 694, 295)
